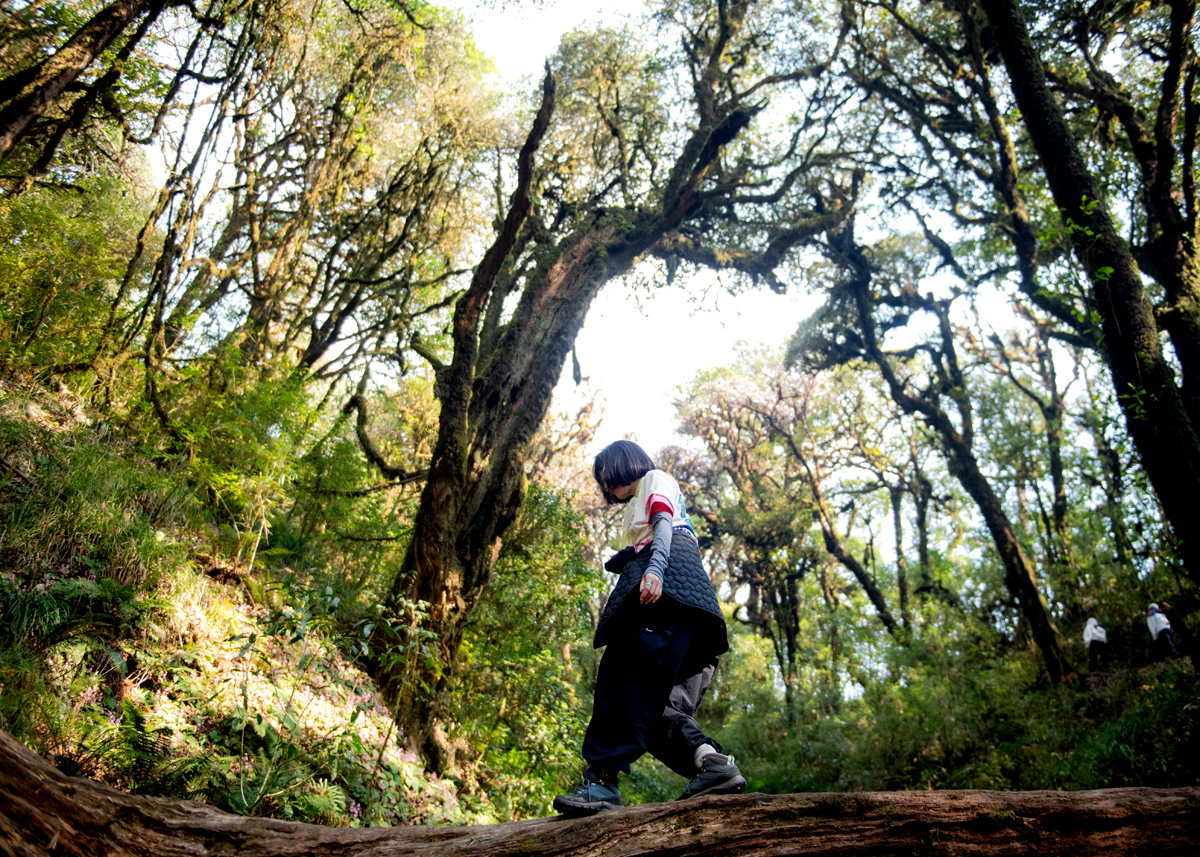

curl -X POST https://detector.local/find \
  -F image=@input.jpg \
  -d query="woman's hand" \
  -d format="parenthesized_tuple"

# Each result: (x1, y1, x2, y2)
(640, 572, 662, 604)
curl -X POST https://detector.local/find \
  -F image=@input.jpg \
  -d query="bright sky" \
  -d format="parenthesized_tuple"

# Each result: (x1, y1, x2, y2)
(445, 0, 824, 454)
(563, 284, 822, 455)
(449, 0, 642, 82)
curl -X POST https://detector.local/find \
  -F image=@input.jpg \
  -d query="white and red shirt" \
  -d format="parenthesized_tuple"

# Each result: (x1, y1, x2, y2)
(614, 470, 695, 551)
(1147, 609, 1171, 641)
(1083, 618, 1107, 647)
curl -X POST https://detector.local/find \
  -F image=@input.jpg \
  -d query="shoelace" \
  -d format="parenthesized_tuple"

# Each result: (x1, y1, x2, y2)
(577, 769, 612, 791)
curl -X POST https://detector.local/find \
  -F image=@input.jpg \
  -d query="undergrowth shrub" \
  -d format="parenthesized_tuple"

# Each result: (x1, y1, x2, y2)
(2, 566, 473, 826)
(145, 582, 468, 825)
(718, 606, 1199, 794)
(0, 407, 192, 589)
(0, 389, 193, 742)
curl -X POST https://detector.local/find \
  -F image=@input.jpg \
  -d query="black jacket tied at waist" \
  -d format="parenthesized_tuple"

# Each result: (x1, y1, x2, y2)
(594, 531, 727, 656)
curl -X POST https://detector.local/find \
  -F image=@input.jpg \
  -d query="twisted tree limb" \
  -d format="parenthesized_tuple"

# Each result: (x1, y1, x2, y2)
(341, 383, 428, 484)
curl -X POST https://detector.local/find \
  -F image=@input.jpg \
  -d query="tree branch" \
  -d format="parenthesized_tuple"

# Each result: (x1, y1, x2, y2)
(341, 377, 426, 483)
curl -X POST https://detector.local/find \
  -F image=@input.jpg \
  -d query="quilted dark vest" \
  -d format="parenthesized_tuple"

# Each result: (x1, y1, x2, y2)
(594, 531, 728, 656)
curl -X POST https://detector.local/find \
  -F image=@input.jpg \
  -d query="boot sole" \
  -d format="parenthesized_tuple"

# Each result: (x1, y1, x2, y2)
(553, 796, 624, 816)
(678, 773, 747, 800)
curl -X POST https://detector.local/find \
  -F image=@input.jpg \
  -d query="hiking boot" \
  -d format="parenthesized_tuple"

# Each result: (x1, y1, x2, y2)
(553, 766, 623, 816)
(678, 753, 747, 800)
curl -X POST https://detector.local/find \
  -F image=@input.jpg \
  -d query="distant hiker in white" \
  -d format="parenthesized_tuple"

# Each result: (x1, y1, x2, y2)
(1146, 603, 1180, 660)
(1083, 617, 1108, 671)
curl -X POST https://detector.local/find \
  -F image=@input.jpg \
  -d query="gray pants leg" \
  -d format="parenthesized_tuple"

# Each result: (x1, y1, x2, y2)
(647, 656, 721, 777)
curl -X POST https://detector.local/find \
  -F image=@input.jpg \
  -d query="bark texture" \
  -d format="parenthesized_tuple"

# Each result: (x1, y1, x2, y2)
(1, 729, 1198, 857)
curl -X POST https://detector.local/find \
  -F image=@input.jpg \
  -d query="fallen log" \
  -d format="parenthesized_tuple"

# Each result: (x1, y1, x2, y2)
(1, 728, 1197, 856)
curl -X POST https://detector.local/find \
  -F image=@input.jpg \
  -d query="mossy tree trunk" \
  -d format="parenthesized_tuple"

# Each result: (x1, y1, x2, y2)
(2, 728, 1198, 857)
(363, 2, 855, 765)
(0, 0, 176, 162)
(978, 0, 1200, 582)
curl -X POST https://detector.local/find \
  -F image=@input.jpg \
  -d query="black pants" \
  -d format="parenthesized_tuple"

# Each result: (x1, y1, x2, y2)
(582, 602, 720, 777)
(1158, 629, 1181, 660)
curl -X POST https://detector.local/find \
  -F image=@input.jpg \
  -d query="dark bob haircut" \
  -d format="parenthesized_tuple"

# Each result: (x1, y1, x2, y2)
(593, 439, 655, 505)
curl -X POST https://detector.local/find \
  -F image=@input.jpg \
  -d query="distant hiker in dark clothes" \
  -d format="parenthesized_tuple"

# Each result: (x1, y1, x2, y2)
(1083, 618, 1108, 671)
(552, 439, 746, 816)
(1159, 601, 1196, 665)
(1147, 603, 1180, 660)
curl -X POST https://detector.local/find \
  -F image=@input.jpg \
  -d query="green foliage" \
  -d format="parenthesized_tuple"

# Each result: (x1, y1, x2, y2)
(0, 385, 192, 736)
(0, 378, 474, 826)
(281, 378, 437, 606)
(180, 578, 470, 826)
(674, 342, 1198, 797)
(544, 24, 668, 210)
(446, 483, 604, 820)
(711, 606, 1199, 794)
(0, 402, 191, 587)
